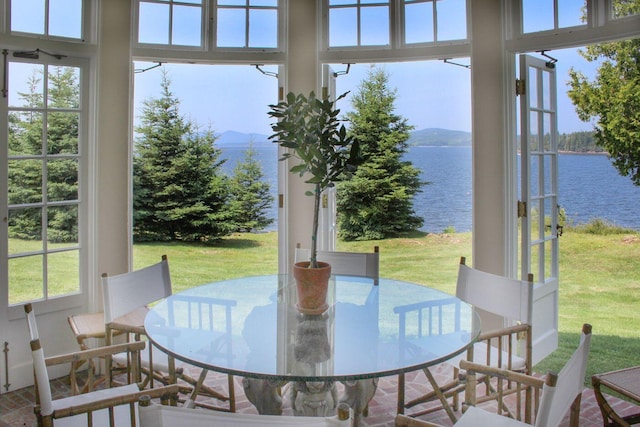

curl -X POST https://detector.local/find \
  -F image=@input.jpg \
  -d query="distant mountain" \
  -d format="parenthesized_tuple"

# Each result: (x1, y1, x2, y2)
(215, 128, 472, 148)
(407, 128, 471, 147)
(215, 131, 271, 147)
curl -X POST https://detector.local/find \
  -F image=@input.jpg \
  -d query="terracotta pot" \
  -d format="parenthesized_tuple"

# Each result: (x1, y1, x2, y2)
(293, 261, 331, 314)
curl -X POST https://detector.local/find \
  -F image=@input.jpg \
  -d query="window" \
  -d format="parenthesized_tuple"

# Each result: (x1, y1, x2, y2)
(3, 57, 86, 306)
(135, 0, 279, 49)
(521, 0, 587, 33)
(10, 0, 84, 40)
(611, 0, 640, 19)
(403, 0, 467, 44)
(328, 0, 390, 48)
(217, 0, 278, 48)
(138, 0, 203, 46)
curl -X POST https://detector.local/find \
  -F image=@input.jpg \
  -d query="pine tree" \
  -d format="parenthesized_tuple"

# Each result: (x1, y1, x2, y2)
(228, 143, 274, 232)
(133, 70, 232, 242)
(8, 66, 79, 242)
(337, 66, 424, 240)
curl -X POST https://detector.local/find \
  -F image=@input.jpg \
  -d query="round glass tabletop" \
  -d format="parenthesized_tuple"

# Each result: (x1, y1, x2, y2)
(145, 275, 480, 382)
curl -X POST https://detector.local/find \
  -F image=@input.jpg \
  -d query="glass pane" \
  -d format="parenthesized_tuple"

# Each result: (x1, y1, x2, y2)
(528, 67, 539, 109)
(542, 112, 553, 151)
(47, 159, 78, 202)
(437, 0, 467, 41)
(48, 251, 80, 297)
(530, 154, 540, 197)
(9, 159, 43, 205)
(330, 0, 355, 5)
(48, 112, 79, 154)
(11, 0, 45, 34)
(530, 201, 543, 242)
(49, 0, 82, 38)
(612, 0, 640, 19)
(9, 255, 44, 305)
(172, 5, 202, 46)
(543, 155, 553, 195)
(361, 6, 389, 46)
(405, 3, 433, 44)
(8, 63, 44, 108)
(9, 111, 44, 156)
(8, 208, 43, 253)
(529, 112, 540, 152)
(542, 70, 551, 111)
(219, 0, 246, 4)
(544, 239, 553, 279)
(139, 2, 170, 44)
(522, 0, 554, 33)
(48, 205, 78, 244)
(48, 66, 81, 108)
(558, 0, 586, 27)
(249, 9, 278, 48)
(217, 8, 246, 47)
(329, 7, 357, 47)
(251, 0, 277, 5)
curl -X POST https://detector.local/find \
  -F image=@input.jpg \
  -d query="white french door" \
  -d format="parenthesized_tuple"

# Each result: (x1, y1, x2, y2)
(519, 54, 560, 364)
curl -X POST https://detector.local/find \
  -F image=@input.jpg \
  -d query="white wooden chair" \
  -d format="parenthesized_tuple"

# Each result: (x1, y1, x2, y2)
(456, 323, 593, 427)
(138, 397, 353, 426)
(399, 256, 534, 423)
(294, 244, 380, 285)
(102, 254, 235, 411)
(24, 303, 179, 427)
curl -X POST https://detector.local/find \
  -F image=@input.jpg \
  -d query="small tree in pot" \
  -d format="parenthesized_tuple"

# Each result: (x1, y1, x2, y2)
(269, 91, 361, 311)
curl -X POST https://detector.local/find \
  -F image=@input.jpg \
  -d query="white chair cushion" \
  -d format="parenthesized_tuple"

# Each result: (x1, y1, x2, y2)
(455, 405, 529, 427)
(51, 383, 140, 427)
(139, 403, 351, 426)
(113, 344, 173, 372)
(445, 341, 527, 371)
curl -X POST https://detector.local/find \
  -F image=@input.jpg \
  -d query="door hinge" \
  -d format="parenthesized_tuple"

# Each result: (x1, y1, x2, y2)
(517, 200, 527, 218)
(515, 79, 525, 96)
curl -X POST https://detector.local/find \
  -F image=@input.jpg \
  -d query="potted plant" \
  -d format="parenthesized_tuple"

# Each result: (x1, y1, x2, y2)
(269, 91, 361, 313)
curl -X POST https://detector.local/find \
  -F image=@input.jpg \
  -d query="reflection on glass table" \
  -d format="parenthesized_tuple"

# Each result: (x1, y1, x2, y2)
(145, 275, 480, 425)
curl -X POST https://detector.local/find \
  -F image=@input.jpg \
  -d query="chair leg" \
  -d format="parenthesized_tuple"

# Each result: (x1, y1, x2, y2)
(424, 368, 458, 423)
(569, 393, 582, 427)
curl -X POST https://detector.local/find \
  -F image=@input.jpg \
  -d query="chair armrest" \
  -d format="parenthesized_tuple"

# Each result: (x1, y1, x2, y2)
(459, 360, 544, 388)
(44, 341, 146, 367)
(108, 321, 146, 335)
(395, 413, 445, 427)
(53, 384, 180, 418)
(476, 323, 529, 341)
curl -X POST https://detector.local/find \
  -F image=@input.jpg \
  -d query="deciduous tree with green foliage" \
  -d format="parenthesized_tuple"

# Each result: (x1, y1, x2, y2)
(337, 66, 424, 240)
(567, 0, 640, 185)
(228, 143, 274, 232)
(133, 70, 232, 241)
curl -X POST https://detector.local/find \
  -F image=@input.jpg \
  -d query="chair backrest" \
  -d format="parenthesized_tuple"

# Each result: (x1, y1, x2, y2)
(102, 255, 172, 324)
(535, 323, 593, 427)
(138, 399, 352, 426)
(456, 257, 533, 324)
(295, 244, 380, 285)
(24, 304, 54, 417)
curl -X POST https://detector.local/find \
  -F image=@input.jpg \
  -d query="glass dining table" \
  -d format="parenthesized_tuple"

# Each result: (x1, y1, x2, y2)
(144, 274, 480, 424)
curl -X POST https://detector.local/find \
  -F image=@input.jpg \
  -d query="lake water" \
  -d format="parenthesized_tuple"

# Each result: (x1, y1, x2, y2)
(220, 145, 640, 233)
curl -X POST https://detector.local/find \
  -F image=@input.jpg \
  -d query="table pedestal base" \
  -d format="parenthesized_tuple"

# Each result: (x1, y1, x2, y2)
(241, 377, 378, 426)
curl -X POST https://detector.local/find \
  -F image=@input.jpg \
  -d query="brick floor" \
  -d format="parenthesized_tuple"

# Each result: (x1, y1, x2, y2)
(1, 364, 638, 426)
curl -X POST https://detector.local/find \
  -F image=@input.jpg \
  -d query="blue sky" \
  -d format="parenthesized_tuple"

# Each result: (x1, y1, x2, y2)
(134, 47, 600, 137)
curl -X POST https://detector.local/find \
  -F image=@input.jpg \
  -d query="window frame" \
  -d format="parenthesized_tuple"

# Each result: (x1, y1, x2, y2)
(2, 53, 90, 321)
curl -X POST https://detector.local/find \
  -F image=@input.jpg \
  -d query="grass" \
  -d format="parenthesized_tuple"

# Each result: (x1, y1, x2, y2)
(9, 223, 640, 392)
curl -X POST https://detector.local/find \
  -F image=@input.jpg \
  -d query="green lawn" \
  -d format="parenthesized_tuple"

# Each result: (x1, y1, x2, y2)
(132, 229, 640, 388)
(9, 228, 640, 391)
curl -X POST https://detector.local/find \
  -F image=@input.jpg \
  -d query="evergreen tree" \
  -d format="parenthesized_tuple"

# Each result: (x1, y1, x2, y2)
(133, 70, 232, 242)
(337, 66, 424, 240)
(228, 143, 274, 232)
(8, 66, 79, 242)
